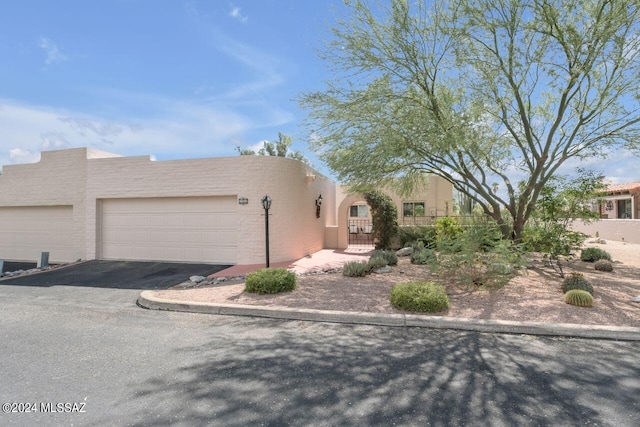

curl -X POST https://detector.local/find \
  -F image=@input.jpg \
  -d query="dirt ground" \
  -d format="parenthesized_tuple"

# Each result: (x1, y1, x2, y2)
(154, 239, 640, 327)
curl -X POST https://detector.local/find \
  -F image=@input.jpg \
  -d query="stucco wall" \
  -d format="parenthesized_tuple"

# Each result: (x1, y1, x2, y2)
(0, 148, 335, 264)
(333, 177, 454, 249)
(0, 148, 89, 261)
(571, 219, 640, 244)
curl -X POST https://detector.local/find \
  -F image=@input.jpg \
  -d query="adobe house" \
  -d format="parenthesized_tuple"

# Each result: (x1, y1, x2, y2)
(0, 148, 452, 265)
(597, 182, 640, 219)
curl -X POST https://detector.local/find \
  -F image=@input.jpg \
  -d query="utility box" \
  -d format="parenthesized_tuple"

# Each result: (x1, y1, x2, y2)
(37, 252, 49, 268)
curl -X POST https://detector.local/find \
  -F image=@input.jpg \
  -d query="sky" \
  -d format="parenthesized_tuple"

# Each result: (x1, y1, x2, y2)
(0, 0, 346, 173)
(0, 0, 637, 184)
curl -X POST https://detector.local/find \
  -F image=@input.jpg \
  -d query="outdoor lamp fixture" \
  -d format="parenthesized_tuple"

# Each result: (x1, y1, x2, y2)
(315, 194, 323, 218)
(261, 195, 272, 268)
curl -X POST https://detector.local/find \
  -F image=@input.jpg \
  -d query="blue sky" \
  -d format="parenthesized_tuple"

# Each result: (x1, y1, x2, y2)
(0, 0, 345, 172)
(0, 0, 637, 184)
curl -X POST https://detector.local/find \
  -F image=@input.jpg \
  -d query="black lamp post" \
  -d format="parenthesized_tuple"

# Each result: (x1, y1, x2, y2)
(261, 195, 272, 268)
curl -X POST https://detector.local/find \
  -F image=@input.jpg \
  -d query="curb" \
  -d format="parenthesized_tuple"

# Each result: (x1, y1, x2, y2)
(137, 291, 640, 342)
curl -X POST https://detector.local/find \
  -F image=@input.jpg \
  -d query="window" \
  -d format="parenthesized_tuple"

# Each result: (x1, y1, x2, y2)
(403, 202, 425, 217)
(349, 204, 369, 218)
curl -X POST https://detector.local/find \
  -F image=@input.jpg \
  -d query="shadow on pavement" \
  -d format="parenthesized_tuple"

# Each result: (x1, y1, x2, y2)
(0, 260, 231, 290)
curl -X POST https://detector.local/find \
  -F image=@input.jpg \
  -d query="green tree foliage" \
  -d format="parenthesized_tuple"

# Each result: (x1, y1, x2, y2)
(236, 132, 309, 164)
(301, 0, 640, 241)
(523, 169, 605, 276)
(364, 190, 398, 249)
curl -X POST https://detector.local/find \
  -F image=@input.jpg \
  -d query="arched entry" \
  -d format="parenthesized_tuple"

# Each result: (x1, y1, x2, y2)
(336, 194, 374, 249)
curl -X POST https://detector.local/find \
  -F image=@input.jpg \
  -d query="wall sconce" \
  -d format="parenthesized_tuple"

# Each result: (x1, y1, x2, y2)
(315, 194, 322, 218)
(238, 197, 249, 205)
(306, 173, 317, 183)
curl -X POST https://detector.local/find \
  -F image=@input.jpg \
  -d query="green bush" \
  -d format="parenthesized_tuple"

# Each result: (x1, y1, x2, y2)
(390, 281, 450, 313)
(397, 226, 437, 249)
(367, 255, 389, 270)
(411, 249, 437, 265)
(245, 268, 297, 294)
(343, 261, 369, 277)
(371, 249, 398, 266)
(580, 247, 612, 262)
(561, 273, 594, 295)
(565, 289, 594, 307)
(435, 217, 463, 242)
(594, 259, 614, 272)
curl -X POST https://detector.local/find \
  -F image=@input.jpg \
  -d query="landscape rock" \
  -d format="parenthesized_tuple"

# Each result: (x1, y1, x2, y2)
(189, 275, 206, 283)
(396, 247, 414, 257)
(632, 296, 640, 303)
(374, 266, 393, 274)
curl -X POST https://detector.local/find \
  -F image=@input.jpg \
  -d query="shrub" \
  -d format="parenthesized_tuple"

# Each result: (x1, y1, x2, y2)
(245, 268, 296, 294)
(580, 247, 612, 262)
(411, 249, 437, 265)
(367, 255, 389, 271)
(390, 281, 450, 313)
(561, 273, 594, 295)
(435, 217, 463, 247)
(565, 289, 594, 307)
(364, 190, 398, 249)
(343, 261, 369, 277)
(371, 249, 398, 266)
(397, 226, 437, 250)
(594, 259, 614, 272)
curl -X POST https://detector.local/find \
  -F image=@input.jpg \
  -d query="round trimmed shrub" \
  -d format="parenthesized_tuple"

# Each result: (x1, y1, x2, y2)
(245, 268, 296, 294)
(565, 289, 594, 307)
(561, 273, 594, 295)
(390, 281, 450, 313)
(343, 261, 369, 277)
(594, 259, 613, 272)
(580, 247, 612, 262)
(411, 249, 437, 265)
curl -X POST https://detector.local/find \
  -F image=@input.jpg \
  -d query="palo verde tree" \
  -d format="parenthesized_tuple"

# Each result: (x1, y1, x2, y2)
(301, 0, 640, 241)
(236, 132, 309, 165)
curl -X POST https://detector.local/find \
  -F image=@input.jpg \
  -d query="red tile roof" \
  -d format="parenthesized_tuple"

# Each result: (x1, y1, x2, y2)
(606, 182, 640, 193)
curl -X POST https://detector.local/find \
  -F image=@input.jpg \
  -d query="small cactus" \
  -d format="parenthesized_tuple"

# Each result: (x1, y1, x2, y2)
(594, 259, 613, 272)
(565, 289, 594, 307)
(562, 273, 594, 295)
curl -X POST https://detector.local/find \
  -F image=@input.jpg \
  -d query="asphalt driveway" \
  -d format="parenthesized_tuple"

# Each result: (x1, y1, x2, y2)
(0, 260, 231, 290)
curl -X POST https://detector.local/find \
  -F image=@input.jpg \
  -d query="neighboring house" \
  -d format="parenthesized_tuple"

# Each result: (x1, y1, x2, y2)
(572, 181, 640, 244)
(0, 148, 452, 265)
(597, 182, 640, 219)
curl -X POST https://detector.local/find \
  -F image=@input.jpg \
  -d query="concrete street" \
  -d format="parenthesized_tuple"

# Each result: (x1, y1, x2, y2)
(1, 283, 639, 426)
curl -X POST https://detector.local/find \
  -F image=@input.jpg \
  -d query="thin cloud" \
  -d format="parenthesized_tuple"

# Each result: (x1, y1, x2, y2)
(229, 6, 248, 23)
(38, 37, 68, 65)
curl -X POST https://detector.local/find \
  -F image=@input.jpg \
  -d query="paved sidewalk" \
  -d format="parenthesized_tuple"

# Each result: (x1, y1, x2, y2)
(209, 248, 373, 277)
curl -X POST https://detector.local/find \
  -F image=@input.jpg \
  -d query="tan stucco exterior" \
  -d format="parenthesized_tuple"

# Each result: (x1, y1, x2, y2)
(333, 178, 454, 249)
(0, 148, 334, 264)
(0, 148, 452, 264)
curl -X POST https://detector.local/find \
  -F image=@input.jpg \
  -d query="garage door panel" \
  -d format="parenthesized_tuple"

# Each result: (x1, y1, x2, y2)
(100, 197, 237, 264)
(0, 206, 75, 262)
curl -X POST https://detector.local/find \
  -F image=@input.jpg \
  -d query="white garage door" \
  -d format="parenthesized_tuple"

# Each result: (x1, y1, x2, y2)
(100, 197, 237, 264)
(0, 205, 75, 262)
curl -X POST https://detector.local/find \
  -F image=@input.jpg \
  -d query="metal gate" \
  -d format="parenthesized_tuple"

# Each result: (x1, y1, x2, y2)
(347, 218, 374, 246)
